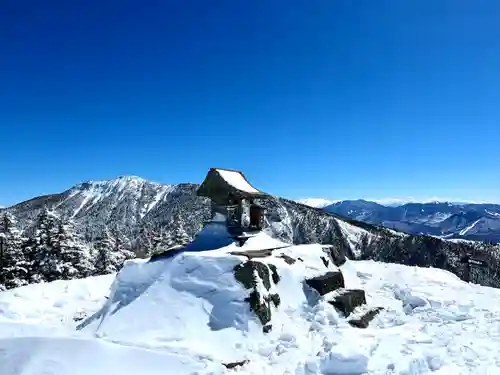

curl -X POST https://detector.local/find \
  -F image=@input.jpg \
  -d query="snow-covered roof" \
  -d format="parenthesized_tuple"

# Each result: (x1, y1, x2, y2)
(215, 169, 260, 194)
(197, 168, 268, 200)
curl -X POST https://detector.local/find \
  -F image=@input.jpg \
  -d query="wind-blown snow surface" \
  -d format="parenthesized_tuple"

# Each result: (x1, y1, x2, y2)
(0, 274, 115, 327)
(2, 236, 500, 374)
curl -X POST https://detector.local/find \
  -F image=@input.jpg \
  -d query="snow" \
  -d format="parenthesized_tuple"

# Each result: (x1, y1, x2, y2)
(69, 176, 174, 219)
(413, 212, 453, 224)
(216, 169, 260, 194)
(486, 209, 500, 218)
(0, 336, 216, 375)
(3, 234, 500, 374)
(335, 218, 369, 257)
(0, 274, 114, 327)
(459, 219, 482, 235)
(141, 185, 175, 218)
(297, 198, 337, 208)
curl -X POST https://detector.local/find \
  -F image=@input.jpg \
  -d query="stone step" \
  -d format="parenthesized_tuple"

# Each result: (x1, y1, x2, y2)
(348, 307, 384, 328)
(305, 271, 345, 296)
(327, 289, 366, 316)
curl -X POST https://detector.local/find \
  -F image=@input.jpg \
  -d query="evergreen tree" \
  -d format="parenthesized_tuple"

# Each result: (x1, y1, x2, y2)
(93, 230, 134, 275)
(29, 209, 62, 283)
(56, 221, 93, 279)
(0, 213, 29, 289)
(147, 223, 191, 257)
(166, 225, 190, 249)
(27, 210, 92, 282)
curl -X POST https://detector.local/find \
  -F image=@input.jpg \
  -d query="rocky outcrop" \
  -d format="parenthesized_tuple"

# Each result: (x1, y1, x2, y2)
(234, 252, 383, 330)
(305, 272, 345, 296)
(234, 261, 272, 290)
(233, 260, 280, 327)
(328, 289, 367, 316)
(348, 307, 384, 328)
(322, 245, 347, 266)
(222, 360, 249, 369)
(302, 264, 383, 326)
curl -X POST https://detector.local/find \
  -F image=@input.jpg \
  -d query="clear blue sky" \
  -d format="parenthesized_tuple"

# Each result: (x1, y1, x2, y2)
(1, 0, 499, 206)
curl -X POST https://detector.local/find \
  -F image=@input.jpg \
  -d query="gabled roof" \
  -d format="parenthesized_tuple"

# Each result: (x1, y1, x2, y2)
(197, 168, 268, 201)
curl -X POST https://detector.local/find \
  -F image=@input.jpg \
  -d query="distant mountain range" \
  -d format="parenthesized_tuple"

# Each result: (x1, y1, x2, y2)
(2, 176, 500, 288)
(4, 180, 499, 246)
(296, 198, 337, 209)
(318, 199, 500, 243)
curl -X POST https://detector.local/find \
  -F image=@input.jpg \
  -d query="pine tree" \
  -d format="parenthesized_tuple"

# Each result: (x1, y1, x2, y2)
(56, 221, 93, 280)
(29, 209, 62, 283)
(147, 223, 191, 257)
(28, 210, 93, 282)
(0, 213, 29, 289)
(167, 225, 190, 249)
(93, 230, 134, 275)
(93, 230, 116, 275)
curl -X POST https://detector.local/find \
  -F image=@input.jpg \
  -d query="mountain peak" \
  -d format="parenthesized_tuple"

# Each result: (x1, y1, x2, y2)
(296, 198, 337, 208)
(85, 175, 148, 185)
(72, 176, 162, 192)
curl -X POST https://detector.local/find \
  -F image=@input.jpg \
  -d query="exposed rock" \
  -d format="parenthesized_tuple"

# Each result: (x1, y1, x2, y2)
(267, 293, 281, 307)
(320, 256, 330, 267)
(245, 291, 271, 325)
(262, 324, 272, 333)
(348, 307, 384, 328)
(222, 360, 249, 369)
(328, 289, 366, 316)
(234, 261, 271, 290)
(233, 261, 281, 326)
(73, 311, 87, 322)
(323, 245, 347, 266)
(305, 271, 345, 296)
(279, 253, 296, 265)
(268, 264, 280, 284)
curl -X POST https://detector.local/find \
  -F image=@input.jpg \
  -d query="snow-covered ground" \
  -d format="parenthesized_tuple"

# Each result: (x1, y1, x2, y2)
(2, 232, 500, 374)
(0, 274, 115, 327)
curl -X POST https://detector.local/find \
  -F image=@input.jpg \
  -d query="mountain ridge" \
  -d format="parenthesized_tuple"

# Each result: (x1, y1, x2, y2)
(320, 199, 500, 243)
(2, 176, 500, 289)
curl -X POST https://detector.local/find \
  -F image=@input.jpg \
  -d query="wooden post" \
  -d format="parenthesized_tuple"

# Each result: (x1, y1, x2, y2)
(464, 259, 471, 283)
(461, 254, 487, 284)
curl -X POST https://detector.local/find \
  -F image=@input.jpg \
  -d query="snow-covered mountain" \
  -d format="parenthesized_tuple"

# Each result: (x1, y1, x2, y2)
(296, 198, 337, 208)
(2, 176, 500, 289)
(325, 200, 500, 243)
(2, 234, 500, 374)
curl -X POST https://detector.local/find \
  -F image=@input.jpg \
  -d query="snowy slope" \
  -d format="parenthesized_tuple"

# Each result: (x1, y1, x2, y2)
(5, 176, 179, 242)
(0, 336, 216, 375)
(2, 233, 500, 374)
(0, 274, 114, 327)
